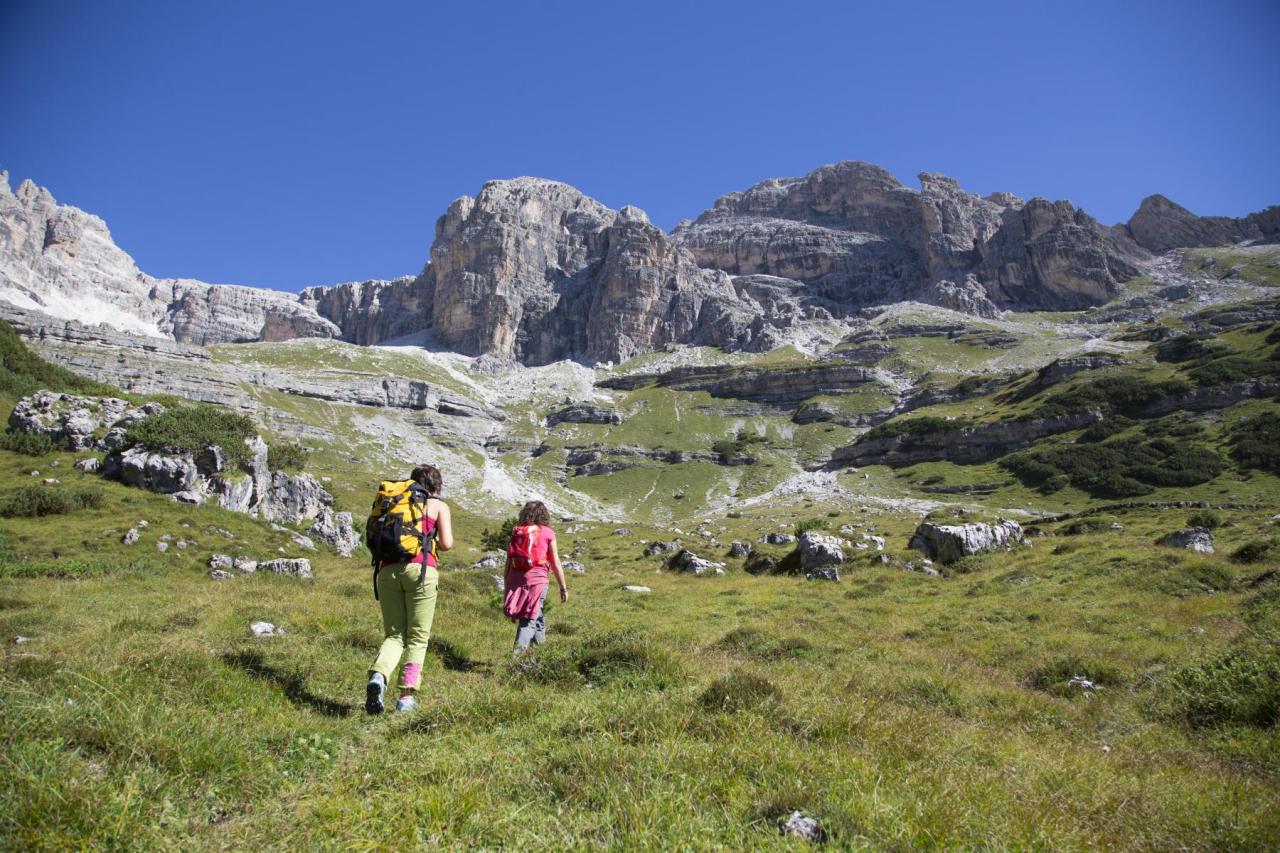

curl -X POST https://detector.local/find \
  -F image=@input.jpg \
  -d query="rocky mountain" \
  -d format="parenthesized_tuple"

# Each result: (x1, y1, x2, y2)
(3, 161, 1278, 371)
(673, 162, 1148, 312)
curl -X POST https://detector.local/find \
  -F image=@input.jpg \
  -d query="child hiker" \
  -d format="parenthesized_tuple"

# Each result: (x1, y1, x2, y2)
(366, 464, 453, 714)
(503, 500, 568, 652)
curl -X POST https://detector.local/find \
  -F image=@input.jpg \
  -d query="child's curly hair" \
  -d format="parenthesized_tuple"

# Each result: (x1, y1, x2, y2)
(517, 500, 552, 526)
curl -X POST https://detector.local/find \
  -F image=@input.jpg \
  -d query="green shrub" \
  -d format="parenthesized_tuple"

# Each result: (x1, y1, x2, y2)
(1186, 509, 1222, 530)
(1038, 474, 1070, 495)
(1059, 518, 1111, 536)
(1231, 540, 1276, 565)
(1162, 642, 1280, 728)
(125, 405, 258, 471)
(794, 517, 828, 537)
(268, 441, 308, 472)
(1077, 416, 1133, 443)
(0, 430, 54, 456)
(1033, 374, 1193, 420)
(1228, 411, 1280, 474)
(0, 484, 104, 518)
(0, 556, 168, 580)
(711, 430, 767, 460)
(862, 416, 970, 443)
(481, 517, 517, 551)
(1001, 435, 1223, 498)
(1186, 356, 1280, 388)
(0, 318, 118, 398)
(1153, 333, 1229, 363)
(699, 668, 782, 712)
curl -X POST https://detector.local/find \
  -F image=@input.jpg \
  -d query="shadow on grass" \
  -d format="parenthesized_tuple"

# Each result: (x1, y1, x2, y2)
(221, 650, 353, 718)
(430, 637, 486, 673)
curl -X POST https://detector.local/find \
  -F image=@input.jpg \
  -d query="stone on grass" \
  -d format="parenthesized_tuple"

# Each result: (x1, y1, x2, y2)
(122, 528, 140, 546)
(623, 585, 651, 593)
(12, 635, 31, 644)
(760, 532, 795, 545)
(643, 540, 676, 557)
(137, 520, 149, 528)
(798, 532, 848, 569)
(209, 569, 233, 580)
(492, 574, 505, 592)
(209, 554, 233, 570)
(156, 542, 168, 553)
(259, 558, 313, 579)
(289, 532, 316, 551)
(1157, 527, 1215, 554)
(613, 527, 632, 536)
(780, 811, 825, 843)
(728, 541, 751, 558)
(250, 621, 283, 637)
(563, 561, 586, 574)
(904, 560, 941, 577)
(233, 557, 258, 574)
(667, 549, 726, 576)
(473, 551, 505, 570)
(43, 478, 59, 485)
(805, 566, 841, 581)
(308, 509, 360, 557)
(908, 519, 1026, 564)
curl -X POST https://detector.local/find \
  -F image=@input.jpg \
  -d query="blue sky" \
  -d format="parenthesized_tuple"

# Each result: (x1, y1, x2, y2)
(2, 0, 1277, 292)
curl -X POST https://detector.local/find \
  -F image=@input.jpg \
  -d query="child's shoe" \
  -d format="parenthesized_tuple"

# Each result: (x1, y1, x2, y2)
(395, 694, 417, 713)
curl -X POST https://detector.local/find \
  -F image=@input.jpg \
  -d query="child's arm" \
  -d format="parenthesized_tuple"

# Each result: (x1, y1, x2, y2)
(548, 539, 568, 602)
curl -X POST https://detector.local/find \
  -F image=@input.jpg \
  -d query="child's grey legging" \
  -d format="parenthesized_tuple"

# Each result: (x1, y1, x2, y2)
(514, 585, 548, 650)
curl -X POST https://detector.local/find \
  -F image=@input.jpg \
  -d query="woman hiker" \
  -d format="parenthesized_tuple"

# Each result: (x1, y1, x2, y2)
(503, 500, 569, 652)
(366, 464, 453, 714)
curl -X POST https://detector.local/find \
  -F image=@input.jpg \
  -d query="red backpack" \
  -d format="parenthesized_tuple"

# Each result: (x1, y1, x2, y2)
(508, 524, 548, 572)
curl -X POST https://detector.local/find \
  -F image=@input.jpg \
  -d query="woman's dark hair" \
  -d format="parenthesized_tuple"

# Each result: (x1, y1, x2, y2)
(411, 464, 443, 496)
(517, 500, 552, 527)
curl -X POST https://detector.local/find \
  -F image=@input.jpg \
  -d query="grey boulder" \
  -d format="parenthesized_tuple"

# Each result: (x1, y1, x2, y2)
(909, 519, 1027, 564)
(1157, 527, 1215, 554)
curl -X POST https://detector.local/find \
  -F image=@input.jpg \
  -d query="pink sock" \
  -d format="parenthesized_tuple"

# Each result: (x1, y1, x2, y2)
(401, 662, 421, 690)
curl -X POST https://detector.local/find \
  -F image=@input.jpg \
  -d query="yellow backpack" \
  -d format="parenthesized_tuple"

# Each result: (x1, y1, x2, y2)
(365, 479, 437, 599)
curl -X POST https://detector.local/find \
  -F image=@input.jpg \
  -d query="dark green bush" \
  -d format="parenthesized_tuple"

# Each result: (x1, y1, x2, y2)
(0, 430, 54, 456)
(699, 668, 782, 712)
(1186, 356, 1280, 388)
(1077, 416, 1133, 443)
(1033, 374, 1193, 420)
(0, 484, 104, 518)
(1186, 509, 1222, 530)
(1039, 474, 1070, 495)
(1058, 518, 1111, 536)
(861, 416, 970, 443)
(794, 517, 828, 537)
(1002, 435, 1223, 498)
(1153, 332, 1229, 363)
(711, 430, 767, 460)
(0, 319, 117, 398)
(1231, 540, 1276, 565)
(1162, 642, 1280, 728)
(125, 405, 258, 471)
(268, 441, 308, 472)
(1228, 411, 1280, 474)
(481, 517, 517, 551)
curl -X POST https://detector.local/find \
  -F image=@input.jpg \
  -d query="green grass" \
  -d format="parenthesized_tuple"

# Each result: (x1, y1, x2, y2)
(1186, 246, 1280, 287)
(1, 491, 1278, 849)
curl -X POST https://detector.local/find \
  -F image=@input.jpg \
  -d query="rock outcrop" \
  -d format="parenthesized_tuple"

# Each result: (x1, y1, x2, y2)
(1124, 194, 1280, 254)
(909, 520, 1027, 564)
(1156, 527, 1215, 554)
(8, 390, 164, 451)
(675, 161, 1146, 312)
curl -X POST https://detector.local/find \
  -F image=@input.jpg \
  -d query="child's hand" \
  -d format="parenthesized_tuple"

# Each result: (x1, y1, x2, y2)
(559, 586, 569, 603)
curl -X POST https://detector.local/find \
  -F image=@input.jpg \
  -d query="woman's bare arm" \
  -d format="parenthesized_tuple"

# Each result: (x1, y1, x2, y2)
(432, 501, 454, 551)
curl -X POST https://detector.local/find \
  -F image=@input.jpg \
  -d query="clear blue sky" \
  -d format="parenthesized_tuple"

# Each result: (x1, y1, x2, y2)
(2, 1, 1278, 292)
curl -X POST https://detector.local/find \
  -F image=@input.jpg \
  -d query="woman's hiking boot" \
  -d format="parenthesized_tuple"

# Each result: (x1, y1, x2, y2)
(395, 694, 416, 713)
(365, 672, 386, 715)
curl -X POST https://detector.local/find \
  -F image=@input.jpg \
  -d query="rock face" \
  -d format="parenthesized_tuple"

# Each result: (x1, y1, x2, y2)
(908, 520, 1027, 564)
(546, 403, 623, 428)
(1124, 194, 1280, 253)
(675, 161, 1146, 312)
(425, 178, 747, 364)
(836, 411, 1103, 467)
(1157, 527, 1215, 554)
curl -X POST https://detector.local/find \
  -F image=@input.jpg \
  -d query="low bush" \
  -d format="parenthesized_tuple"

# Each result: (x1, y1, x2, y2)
(861, 416, 970, 443)
(1161, 642, 1280, 728)
(1186, 509, 1222, 530)
(267, 441, 308, 472)
(794, 517, 827, 537)
(1001, 435, 1223, 498)
(699, 668, 782, 712)
(125, 405, 258, 471)
(0, 431, 55, 456)
(1153, 332, 1230, 363)
(1039, 474, 1070, 495)
(1186, 356, 1280, 388)
(0, 318, 117, 398)
(1058, 518, 1111, 536)
(1228, 411, 1280, 475)
(480, 517, 517, 551)
(0, 484, 104, 518)
(1033, 374, 1193, 420)
(1231, 540, 1276, 565)
(715, 627, 814, 660)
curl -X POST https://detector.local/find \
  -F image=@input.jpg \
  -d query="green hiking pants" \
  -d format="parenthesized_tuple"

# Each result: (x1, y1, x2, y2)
(370, 561, 438, 691)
